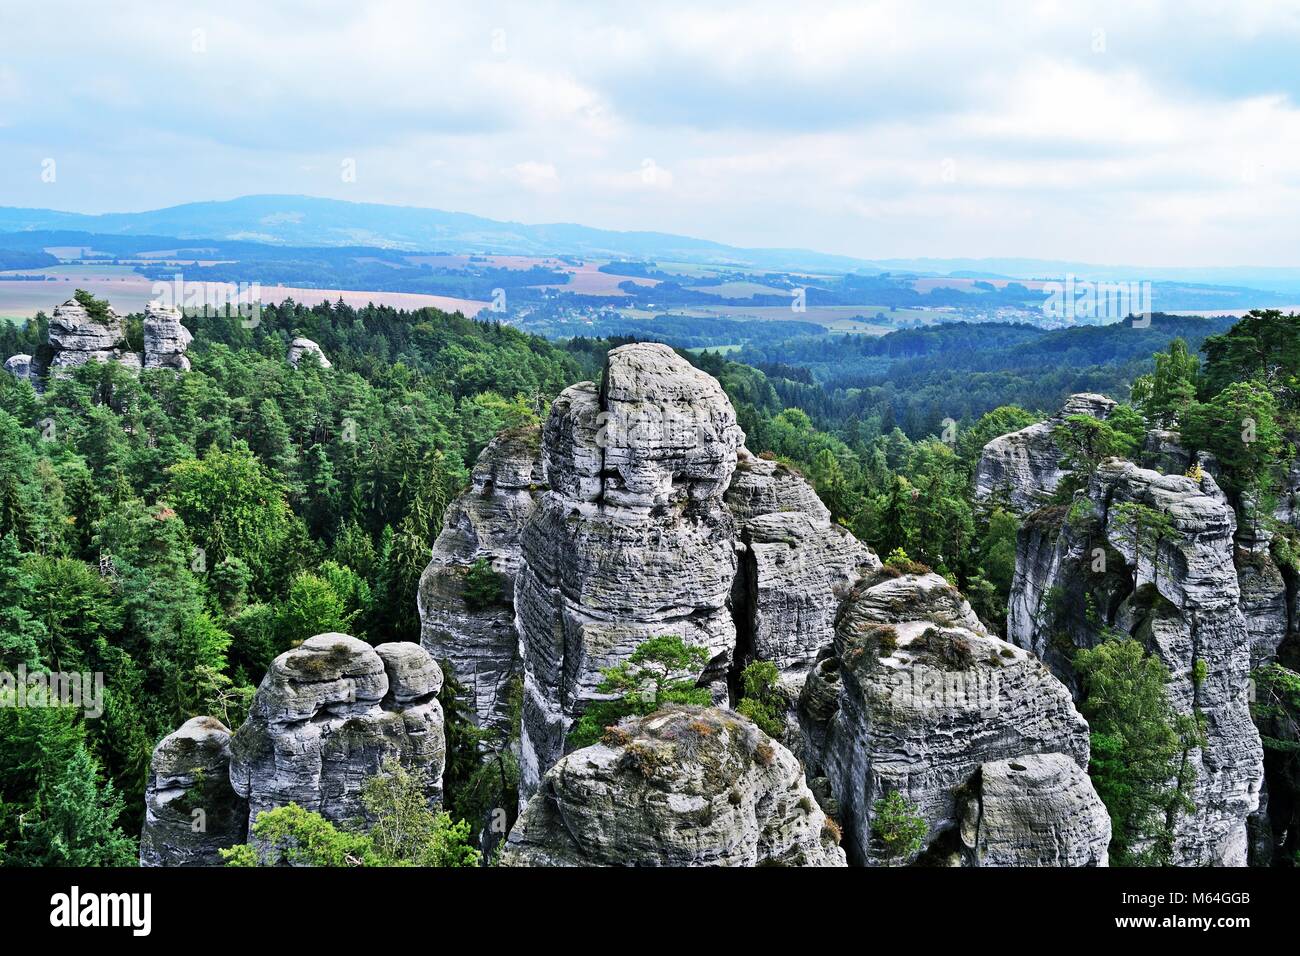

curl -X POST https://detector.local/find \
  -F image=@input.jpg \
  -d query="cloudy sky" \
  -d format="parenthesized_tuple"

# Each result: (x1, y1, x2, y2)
(1, 0, 1299, 265)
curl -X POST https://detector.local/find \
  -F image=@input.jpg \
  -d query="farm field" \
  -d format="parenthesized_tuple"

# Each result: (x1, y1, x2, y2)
(0, 266, 489, 319)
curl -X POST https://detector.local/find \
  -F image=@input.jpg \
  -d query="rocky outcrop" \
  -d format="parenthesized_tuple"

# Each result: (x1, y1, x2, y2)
(229, 635, 445, 832)
(1141, 428, 1193, 475)
(421, 343, 880, 809)
(287, 336, 332, 369)
(1237, 520, 1290, 668)
(974, 393, 1116, 513)
(7, 297, 193, 387)
(516, 343, 745, 799)
(43, 296, 138, 378)
(501, 706, 846, 867)
(419, 426, 543, 731)
(1006, 459, 1263, 864)
(143, 303, 193, 371)
(1275, 457, 1300, 530)
(3, 354, 34, 383)
(800, 569, 1098, 866)
(140, 717, 247, 866)
(727, 450, 880, 688)
(960, 754, 1110, 866)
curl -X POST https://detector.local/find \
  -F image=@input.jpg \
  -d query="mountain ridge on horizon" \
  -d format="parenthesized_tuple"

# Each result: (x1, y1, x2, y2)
(3, 194, 1300, 293)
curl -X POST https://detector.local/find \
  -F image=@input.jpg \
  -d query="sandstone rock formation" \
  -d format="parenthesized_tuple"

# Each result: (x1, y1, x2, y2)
(3, 354, 34, 383)
(6, 297, 193, 387)
(139, 717, 247, 866)
(420, 343, 883, 809)
(800, 569, 1099, 866)
(502, 706, 846, 867)
(959, 753, 1110, 866)
(287, 336, 332, 369)
(43, 296, 138, 378)
(726, 449, 880, 687)
(515, 343, 746, 798)
(143, 302, 193, 371)
(1275, 456, 1300, 531)
(1237, 520, 1291, 668)
(1141, 428, 1192, 475)
(418, 426, 543, 732)
(973, 392, 1116, 513)
(229, 635, 445, 832)
(1006, 459, 1263, 864)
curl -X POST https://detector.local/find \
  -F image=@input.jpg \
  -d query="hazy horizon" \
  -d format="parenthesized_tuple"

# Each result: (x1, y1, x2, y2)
(2, 2, 1300, 267)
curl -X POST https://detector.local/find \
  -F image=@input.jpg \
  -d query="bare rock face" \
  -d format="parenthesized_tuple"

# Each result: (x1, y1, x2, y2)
(516, 343, 745, 799)
(44, 297, 141, 377)
(48, 297, 128, 352)
(419, 426, 543, 732)
(974, 392, 1116, 513)
(1275, 456, 1300, 530)
(726, 449, 880, 685)
(287, 336, 332, 369)
(1237, 551, 1289, 668)
(1141, 428, 1192, 475)
(960, 753, 1110, 866)
(140, 717, 247, 866)
(725, 448, 832, 522)
(3, 354, 34, 383)
(1007, 460, 1263, 865)
(501, 706, 846, 867)
(143, 302, 193, 371)
(800, 570, 1096, 866)
(229, 635, 445, 832)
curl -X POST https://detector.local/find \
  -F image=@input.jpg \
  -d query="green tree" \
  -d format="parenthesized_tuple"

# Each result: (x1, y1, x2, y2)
(1075, 637, 1202, 866)
(0, 706, 136, 866)
(567, 636, 713, 749)
(1131, 338, 1199, 428)
(871, 790, 927, 863)
(167, 442, 291, 577)
(1054, 413, 1141, 497)
(1110, 502, 1178, 591)
(276, 570, 355, 650)
(360, 759, 480, 867)
(736, 660, 784, 738)
(1200, 309, 1300, 404)
(462, 557, 503, 611)
(20, 746, 137, 866)
(1181, 380, 1285, 494)
(222, 762, 479, 867)
(221, 803, 375, 867)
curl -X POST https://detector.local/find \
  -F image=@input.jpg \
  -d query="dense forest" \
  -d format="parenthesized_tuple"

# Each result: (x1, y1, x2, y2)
(0, 295, 1295, 866)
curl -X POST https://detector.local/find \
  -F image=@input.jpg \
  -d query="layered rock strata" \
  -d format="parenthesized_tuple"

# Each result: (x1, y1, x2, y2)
(959, 753, 1110, 866)
(726, 449, 880, 686)
(287, 336, 332, 369)
(1005, 459, 1263, 864)
(143, 302, 193, 371)
(973, 392, 1116, 512)
(515, 345, 746, 799)
(502, 706, 847, 867)
(139, 717, 247, 866)
(5, 297, 193, 386)
(799, 570, 1099, 866)
(228, 635, 446, 832)
(419, 426, 544, 732)
(3, 354, 34, 383)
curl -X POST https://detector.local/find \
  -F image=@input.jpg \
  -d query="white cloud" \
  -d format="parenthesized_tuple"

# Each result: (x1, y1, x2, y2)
(3, 0, 1300, 264)
(510, 161, 560, 191)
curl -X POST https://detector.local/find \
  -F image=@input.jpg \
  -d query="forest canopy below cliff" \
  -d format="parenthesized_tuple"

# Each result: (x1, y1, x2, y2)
(0, 297, 1292, 866)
